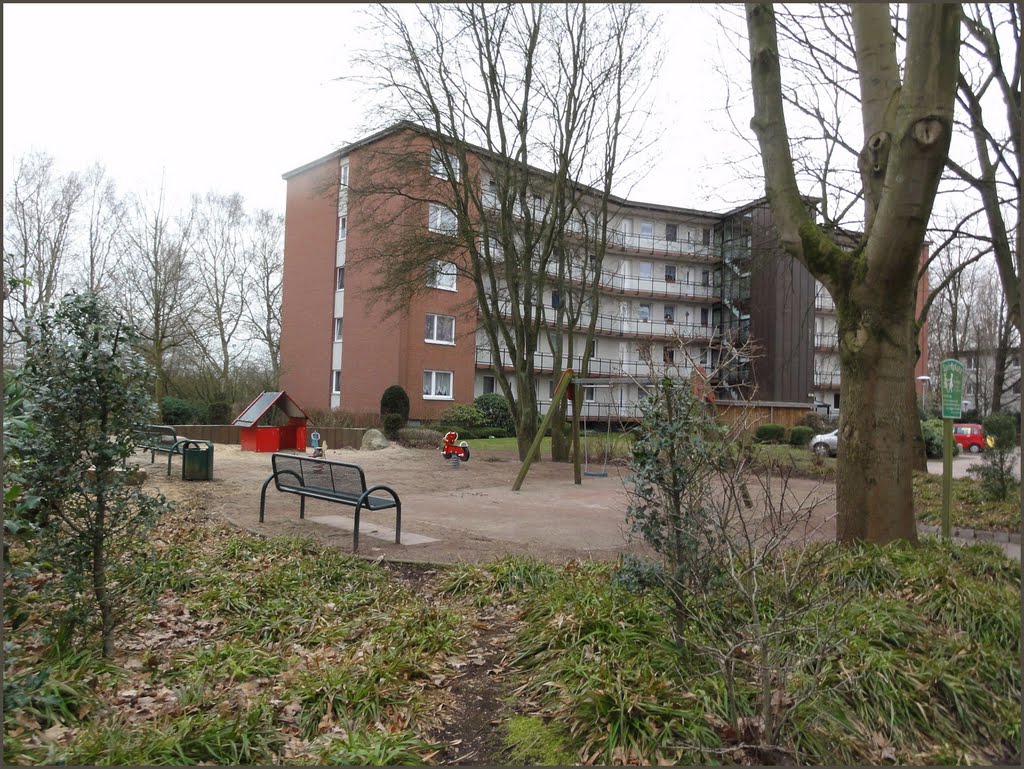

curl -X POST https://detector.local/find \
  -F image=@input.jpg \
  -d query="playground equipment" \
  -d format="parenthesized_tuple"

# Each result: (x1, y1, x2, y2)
(233, 391, 310, 452)
(310, 431, 327, 458)
(441, 431, 470, 462)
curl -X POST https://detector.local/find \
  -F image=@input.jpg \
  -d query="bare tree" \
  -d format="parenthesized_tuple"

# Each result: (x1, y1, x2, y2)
(3, 152, 85, 362)
(348, 3, 661, 460)
(189, 191, 250, 400)
(745, 4, 961, 543)
(78, 162, 125, 295)
(116, 184, 197, 401)
(243, 208, 284, 384)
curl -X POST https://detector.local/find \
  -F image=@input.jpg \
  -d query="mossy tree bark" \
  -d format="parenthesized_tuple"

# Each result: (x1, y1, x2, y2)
(745, 3, 962, 544)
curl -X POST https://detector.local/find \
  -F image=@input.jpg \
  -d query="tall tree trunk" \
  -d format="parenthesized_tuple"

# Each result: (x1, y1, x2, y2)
(836, 308, 920, 543)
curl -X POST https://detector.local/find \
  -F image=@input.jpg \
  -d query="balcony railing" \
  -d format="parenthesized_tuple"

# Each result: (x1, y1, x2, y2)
(475, 346, 695, 380)
(537, 398, 644, 420)
(815, 294, 836, 312)
(480, 190, 718, 261)
(814, 370, 841, 388)
(485, 303, 717, 340)
(814, 332, 838, 350)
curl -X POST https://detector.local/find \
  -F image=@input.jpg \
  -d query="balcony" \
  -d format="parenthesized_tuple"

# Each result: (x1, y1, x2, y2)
(814, 332, 838, 351)
(485, 303, 718, 341)
(814, 370, 841, 389)
(480, 190, 718, 262)
(537, 398, 644, 421)
(815, 293, 836, 312)
(475, 346, 695, 381)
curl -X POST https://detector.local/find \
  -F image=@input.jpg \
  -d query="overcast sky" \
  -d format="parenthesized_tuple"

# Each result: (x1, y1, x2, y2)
(4, 4, 757, 215)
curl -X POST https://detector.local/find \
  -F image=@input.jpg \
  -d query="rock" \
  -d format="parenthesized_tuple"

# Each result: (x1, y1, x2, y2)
(360, 429, 389, 451)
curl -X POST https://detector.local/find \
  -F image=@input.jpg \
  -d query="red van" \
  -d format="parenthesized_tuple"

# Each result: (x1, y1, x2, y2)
(953, 423, 986, 453)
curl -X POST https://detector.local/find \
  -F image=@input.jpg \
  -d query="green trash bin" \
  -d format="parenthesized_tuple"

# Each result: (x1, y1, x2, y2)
(181, 441, 214, 481)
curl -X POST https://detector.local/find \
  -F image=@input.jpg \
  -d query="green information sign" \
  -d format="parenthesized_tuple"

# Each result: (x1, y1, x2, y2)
(940, 359, 965, 420)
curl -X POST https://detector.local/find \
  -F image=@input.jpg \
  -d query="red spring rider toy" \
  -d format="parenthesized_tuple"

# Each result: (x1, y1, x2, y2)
(441, 431, 470, 461)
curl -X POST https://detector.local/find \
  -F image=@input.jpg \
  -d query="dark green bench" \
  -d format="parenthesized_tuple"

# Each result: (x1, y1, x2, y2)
(135, 424, 197, 476)
(259, 453, 401, 552)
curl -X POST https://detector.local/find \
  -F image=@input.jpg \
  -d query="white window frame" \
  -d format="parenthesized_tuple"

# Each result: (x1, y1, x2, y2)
(340, 162, 349, 188)
(423, 370, 453, 400)
(428, 203, 458, 235)
(336, 267, 345, 291)
(700, 307, 710, 327)
(584, 386, 596, 402)
(664, 264, 677, 282)
(430, 148, 460, 181)
(428, 259, 457, 291)
(334, 317, 343, 341)
(425, 313, 456, 345)
(483, 375, 496, 395)
(640, 221, 654, 239)
(664, 305, 676, 324)
(332, 370, 341, 394)
(339, 215, 347, 240)
(639, 261, 653, 279)
(639, 303, 651, 322)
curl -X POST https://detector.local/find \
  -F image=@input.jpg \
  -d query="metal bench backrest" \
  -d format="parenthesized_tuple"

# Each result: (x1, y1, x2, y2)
(271, 454, 367, 498)
(139, 425, 178, 446)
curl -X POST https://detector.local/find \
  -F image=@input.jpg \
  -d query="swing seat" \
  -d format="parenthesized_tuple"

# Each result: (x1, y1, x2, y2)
(583, 470, 609, 478)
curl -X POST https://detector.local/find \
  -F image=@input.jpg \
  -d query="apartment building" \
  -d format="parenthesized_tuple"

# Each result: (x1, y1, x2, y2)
(279, 122, 927, 422)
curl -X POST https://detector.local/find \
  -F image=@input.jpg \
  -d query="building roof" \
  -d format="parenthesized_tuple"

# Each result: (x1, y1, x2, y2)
(232, 391, 310, 427)
(282, 120, 735, 222)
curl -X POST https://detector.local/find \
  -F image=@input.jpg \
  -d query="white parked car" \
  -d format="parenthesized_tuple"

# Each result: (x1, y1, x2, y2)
(811, 429, 838, 458)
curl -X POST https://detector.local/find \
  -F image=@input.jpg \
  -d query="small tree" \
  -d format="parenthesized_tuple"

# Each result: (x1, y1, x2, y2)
(22, 292, 171, 657)
(379, 384, 410, 422)
(967, 413, 1019, 501)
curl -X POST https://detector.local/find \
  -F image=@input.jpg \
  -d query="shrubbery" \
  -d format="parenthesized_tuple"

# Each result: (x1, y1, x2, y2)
(754, 423, 787, 444)
(474, 393, 516, 435)
(789, 425, 814, 446)
(382, 413, 404, 439)
(967, 413, 1019, 500)
(207, 401, 233, 424)
(396, 427, 445, 448)
(921, 418, 962, 459)
(437, 403, 485, 429)
(379, 385, 410, 422)
(160, 396, 207, 425)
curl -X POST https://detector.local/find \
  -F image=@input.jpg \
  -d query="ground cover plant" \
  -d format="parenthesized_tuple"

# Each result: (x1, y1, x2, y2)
(464, 543, 1021, 765)
(912, 472, 1021, 532)
(3, 496, 471, 765)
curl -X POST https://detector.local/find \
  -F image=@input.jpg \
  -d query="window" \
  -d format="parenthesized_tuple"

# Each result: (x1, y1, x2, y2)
(588, 338, 597, 357)
(430, 148, 460, 181)
(664, 264, 676, 282)
(702, 228, 711, 246)
(551, 289, 561, 309)
(663, 346, 675, 364)
(340, 163, 349, 187)
(701, 269, 711, 287)
(425, 313, 455, 344)
(336, 267, 345, 290)
(664, 305, 675, 324)
(704, 348, 713, 367)
(339, 215, 347, 239)
(639, 261, 653, 279)
(428, 260, 457, 291)
(665, 223, 677, 242)
(640, 221, 654, 239)
(620, 218, 633, 234)
(483, 375, 496, 395)
(833, 393, 841, 409)
(428, 204, 458, 235)
(334, 317, 343, 341)
(332, 370, 341, 394)
(700, 307, 709, 326)
(639, 303, 651, 322)
(584, 386, 596, 402)
(548, 379, 555, 398)
(423, 370, 453, 399)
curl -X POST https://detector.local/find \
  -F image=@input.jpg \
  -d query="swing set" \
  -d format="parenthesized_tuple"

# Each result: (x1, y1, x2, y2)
(511, 369, 628, 491)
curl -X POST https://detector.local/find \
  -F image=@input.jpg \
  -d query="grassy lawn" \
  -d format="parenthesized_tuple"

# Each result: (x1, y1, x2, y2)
(5, 485, 1019, 765)
(913, 472, 1021, 532)
(751, 443, 837, 479)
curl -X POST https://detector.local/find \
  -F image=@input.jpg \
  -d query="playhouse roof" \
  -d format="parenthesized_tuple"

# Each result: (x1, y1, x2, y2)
(232, 391, 310, 427)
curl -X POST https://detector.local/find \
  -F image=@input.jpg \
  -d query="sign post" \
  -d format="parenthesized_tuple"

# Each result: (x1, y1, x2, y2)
(939, 359, 965, 539)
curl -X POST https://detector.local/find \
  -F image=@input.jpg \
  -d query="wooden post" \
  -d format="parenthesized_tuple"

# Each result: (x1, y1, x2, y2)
(572, 383, 582, 485)
(512, 369, 574, 491)
(942, 417, 953, 539)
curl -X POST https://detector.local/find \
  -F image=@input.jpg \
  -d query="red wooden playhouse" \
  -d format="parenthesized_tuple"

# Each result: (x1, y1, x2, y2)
(232, 391, 310, 453)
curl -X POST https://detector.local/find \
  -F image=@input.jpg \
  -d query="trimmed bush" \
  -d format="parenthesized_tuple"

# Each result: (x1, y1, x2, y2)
(789, 425, 814, 446)
(160, 397, 205, 425)
(434, 426, 509, 440)
(754, 423, 786, 444)
(474, 393, 516, 434)
(207, 401, 232, 425)
(397, 427, 444, 448)
(921, 419, 961, 459)
(797, 411, 826, 434)
(382, 412, 404, 440)
(379, 385, 410, 422)
(438, 403, 485, 429)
